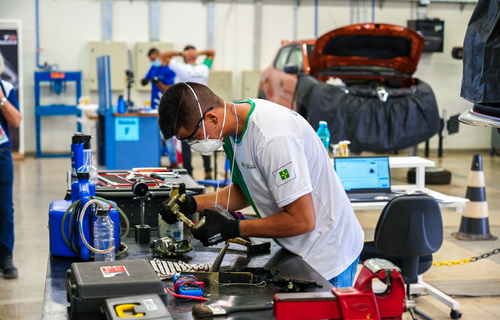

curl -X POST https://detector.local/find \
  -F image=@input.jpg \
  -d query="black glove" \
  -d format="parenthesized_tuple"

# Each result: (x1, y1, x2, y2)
(151, 76, 160, 83)
(159, 195, 197, 224)
(191, 209, 240, 247)
(140, 78, 149, 86)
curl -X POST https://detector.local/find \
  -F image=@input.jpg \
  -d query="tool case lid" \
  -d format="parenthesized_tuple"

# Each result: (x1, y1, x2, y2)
(67, 259, 166, 299)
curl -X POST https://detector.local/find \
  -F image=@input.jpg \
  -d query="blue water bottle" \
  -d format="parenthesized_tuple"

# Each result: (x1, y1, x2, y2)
(317, 121, 330, 151)
(117, 95, 126, 114)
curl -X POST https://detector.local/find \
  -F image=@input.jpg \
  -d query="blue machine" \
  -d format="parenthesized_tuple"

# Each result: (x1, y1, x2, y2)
(96, 56, 161, 170)
(48, 174, 120, 260)
(35, 71, 82, 158)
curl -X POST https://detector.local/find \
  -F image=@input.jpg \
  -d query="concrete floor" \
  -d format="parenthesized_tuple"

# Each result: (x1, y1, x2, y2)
(1, 150, 500, 319)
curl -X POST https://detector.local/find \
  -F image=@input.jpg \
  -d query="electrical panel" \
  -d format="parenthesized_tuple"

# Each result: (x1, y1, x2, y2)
(89, 41, 127, 91)
(134, 42, 174, 92)
(407, 19, 444, 53)
(207, 71, 233, 102)
(242, 70, 261, 99)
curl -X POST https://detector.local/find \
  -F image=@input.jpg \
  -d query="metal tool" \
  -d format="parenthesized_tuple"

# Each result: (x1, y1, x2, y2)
(227, 238, 271, 255)
(273, 258, 416, 320)
(166, 193, 206, 229)
(133, 180, 154, 244)
(149, 236, 193, 258)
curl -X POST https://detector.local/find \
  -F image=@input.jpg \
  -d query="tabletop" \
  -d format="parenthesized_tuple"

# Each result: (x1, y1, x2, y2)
(42, 232, 332, 320)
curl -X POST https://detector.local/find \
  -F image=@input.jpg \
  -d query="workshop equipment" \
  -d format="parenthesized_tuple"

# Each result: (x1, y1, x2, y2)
(66, 259, 167, 319)
(102, 294, 172, 320)
(227, 238, 271, 255)
(170, 275, 204, 299)
(35, 71, 82, 158)
(192, 302, 273, 319)
(132, 180, 154, 244)
(49, 173, 121, 260)
(149, 236, 193, 258)
(273, 259, 415, 320)
(150, 260, 209, 280)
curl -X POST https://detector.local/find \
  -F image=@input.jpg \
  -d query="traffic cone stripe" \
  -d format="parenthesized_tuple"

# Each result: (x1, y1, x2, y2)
(465, 186, 486, 202)
(462, 201, 489, 219)
(467, 171, 485, 188)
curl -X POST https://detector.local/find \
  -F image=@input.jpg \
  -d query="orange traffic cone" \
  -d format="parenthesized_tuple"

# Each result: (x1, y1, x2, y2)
(454, 155, 497, 241)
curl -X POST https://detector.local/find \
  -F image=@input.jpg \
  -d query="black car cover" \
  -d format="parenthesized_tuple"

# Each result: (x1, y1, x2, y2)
(295, 74, 441, 152)
(461, 0, 500, 105)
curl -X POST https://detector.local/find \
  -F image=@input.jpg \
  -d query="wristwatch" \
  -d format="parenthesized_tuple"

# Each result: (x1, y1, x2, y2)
(0, 97, 6, 109)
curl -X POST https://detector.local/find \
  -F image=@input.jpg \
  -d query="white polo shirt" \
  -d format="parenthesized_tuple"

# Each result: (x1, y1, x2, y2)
(223, 99, 364, 280)
(168, 58, 211, 85)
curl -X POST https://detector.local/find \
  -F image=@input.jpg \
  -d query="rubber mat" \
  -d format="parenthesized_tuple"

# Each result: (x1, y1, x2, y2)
(427, 279, 500, 297)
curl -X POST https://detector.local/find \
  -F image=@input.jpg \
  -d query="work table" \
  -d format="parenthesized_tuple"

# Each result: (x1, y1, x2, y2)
(42, 232, 332, 320)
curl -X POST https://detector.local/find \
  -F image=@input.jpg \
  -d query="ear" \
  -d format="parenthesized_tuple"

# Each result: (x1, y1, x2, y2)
(205, 110, 219, 125)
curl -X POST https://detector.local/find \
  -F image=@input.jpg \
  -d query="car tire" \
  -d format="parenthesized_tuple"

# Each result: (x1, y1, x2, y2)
(407, 168, 452, 185)
(258, 90, 267, 100)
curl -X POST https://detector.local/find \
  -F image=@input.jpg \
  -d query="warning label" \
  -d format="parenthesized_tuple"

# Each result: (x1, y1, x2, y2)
(100, 266, 129, 278)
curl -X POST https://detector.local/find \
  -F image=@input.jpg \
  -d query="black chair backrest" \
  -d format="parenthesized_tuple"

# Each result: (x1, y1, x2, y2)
(374, 195, 443, 283)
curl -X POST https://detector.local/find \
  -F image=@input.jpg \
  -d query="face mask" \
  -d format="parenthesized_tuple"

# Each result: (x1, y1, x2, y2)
(185, 84, 226, 156)
(152, 58, 162, 67)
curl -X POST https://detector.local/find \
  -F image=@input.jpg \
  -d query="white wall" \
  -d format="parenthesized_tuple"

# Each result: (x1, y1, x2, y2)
(0, 0, 485, 154)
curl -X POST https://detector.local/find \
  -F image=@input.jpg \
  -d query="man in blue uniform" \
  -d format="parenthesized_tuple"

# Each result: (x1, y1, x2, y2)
(141, 48, 178, 168)
(0, 54, 22, 279)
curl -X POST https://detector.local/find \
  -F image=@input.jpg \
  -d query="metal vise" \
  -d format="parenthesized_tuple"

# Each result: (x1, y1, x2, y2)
(273, 258, 415, 320)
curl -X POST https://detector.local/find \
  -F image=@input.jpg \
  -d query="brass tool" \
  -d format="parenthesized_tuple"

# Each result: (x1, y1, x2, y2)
(166, 193, 206, 229)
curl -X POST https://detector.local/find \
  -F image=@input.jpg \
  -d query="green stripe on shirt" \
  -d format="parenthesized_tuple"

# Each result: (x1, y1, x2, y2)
(203, 58, 213, 69)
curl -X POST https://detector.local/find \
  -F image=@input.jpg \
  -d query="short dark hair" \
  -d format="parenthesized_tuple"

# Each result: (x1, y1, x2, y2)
(158, 82, 223, 140)
(183, 45, 196, 51)
(147, 48, 159, 57)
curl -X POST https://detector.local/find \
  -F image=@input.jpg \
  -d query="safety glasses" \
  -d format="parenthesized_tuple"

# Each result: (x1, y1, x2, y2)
(176, 107, 214, 142)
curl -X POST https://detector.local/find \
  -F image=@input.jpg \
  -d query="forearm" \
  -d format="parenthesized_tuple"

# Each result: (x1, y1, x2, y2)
(193, 183, 249, 212)
(156, 82, 170, 92)
(0, 101, 22, 128)
(160, 51, 182, 58)
(198, 49, 215, 59)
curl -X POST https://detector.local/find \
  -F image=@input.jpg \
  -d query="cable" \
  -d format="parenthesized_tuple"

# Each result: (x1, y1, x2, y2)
(167, 275, 209, 301)
(78, 199, 115, 254)
(91, 196, 130, 239)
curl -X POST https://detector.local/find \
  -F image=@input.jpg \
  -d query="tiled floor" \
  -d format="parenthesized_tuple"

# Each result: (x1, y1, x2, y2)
(1, 150, 499, 319)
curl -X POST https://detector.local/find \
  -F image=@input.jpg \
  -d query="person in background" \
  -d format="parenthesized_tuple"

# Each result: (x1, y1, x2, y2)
(141, 48, 178, 168)
(158, 46, 215, 179)
(0, 53, 22, 279)
(158, 82, 364, 287)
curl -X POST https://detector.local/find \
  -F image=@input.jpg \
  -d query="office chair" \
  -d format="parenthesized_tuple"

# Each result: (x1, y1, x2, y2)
(360, 195, 462, 320)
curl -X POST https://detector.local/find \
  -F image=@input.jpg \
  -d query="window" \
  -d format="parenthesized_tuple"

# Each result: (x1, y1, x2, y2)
(287, 45, 304, 71)
(274, 46, 292, 71)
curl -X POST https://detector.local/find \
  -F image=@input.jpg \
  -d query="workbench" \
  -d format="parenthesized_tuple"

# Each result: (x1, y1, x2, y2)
(41, 232, 331, 320)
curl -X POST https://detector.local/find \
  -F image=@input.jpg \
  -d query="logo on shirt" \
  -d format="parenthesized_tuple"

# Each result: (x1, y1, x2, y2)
(272, 162, 296, 187)
(289, 110, 298, 116)
(279, 169, 290, 180)
(241, 162, 256, 169)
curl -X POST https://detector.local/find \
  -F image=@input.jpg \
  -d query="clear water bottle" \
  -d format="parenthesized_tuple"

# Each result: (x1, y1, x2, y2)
(317, 121, 330, 151)
(78, 149, 98, 185)
(94, 208, 115, 261)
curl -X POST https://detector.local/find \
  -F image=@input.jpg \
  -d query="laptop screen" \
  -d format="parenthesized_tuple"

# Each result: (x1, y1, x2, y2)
(334, 156, 391, 192)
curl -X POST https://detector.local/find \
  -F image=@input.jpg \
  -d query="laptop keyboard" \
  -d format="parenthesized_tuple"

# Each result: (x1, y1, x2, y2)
(347, 193, 398, 201)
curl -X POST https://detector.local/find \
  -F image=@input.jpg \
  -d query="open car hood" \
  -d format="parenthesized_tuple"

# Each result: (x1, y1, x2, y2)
(310, 23, 425, 77)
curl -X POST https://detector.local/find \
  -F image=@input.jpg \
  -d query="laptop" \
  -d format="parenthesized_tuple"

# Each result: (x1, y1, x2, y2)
(333, 156, 401, 202)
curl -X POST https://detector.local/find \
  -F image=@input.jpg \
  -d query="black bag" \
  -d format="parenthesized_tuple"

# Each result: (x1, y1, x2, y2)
(461, 0, 500, 104)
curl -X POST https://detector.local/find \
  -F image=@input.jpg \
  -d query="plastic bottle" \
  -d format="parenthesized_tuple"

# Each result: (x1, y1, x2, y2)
(317, 121, 331, 151)
(71, 133, 91, 183)
(94, 208, 115, 262)
(117, 95, 126, 114)
(78, 149, 99, 186)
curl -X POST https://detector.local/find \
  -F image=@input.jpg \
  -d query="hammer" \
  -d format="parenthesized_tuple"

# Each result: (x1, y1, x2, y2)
(227, 238, 271, 256)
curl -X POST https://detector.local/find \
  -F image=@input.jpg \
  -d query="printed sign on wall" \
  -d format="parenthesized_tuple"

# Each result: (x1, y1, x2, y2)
(115, 117, 139, 141)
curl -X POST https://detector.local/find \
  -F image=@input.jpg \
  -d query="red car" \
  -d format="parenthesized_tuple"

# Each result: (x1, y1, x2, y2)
(259, 23, 441, 152)
(259, 23, 424, 112)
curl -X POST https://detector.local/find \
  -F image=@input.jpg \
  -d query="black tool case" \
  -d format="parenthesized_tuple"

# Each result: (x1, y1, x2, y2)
(66, 259, 167, 319)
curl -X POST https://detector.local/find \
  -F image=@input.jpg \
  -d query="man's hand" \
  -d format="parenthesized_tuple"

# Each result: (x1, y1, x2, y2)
(191, 209, 240, 246)
(140, 78, 149, 86)
(159, 195, 197, 224)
